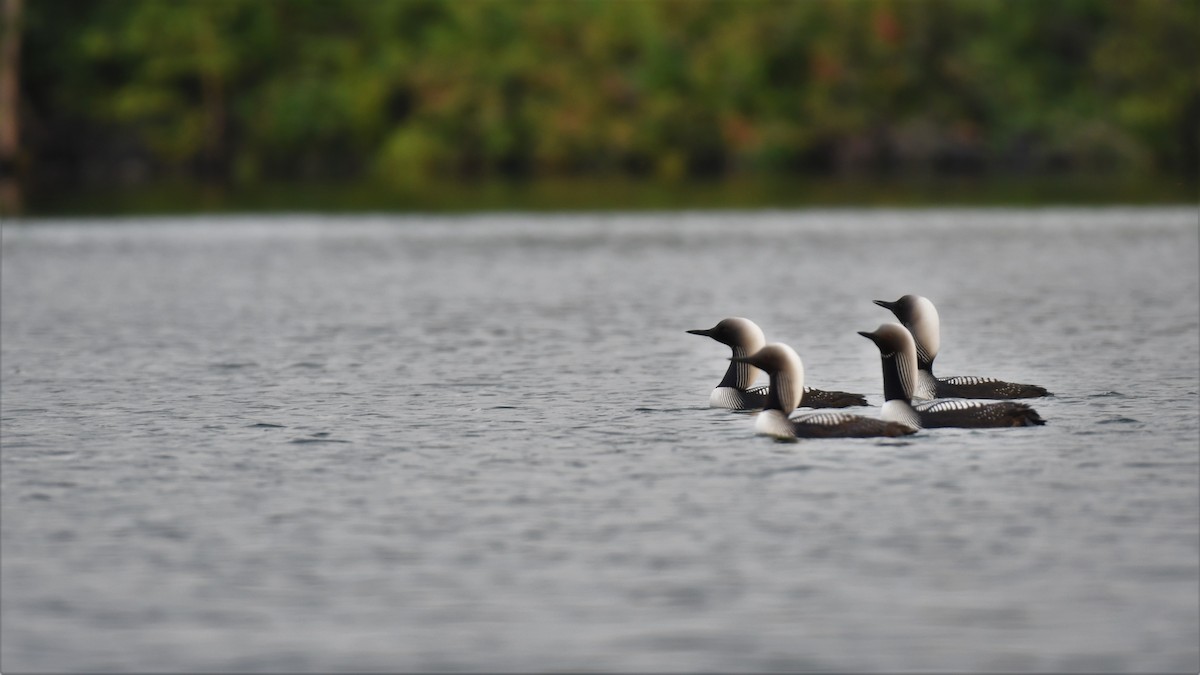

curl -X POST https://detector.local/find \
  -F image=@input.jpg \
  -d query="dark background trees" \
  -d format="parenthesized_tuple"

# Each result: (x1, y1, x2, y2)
(4, 0, 1197, 212)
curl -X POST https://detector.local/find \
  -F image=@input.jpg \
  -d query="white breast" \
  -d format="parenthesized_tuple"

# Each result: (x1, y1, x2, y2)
(882, 400, 922, 429)
(754, 409, 797, 439)
(710, 386, 764, 410)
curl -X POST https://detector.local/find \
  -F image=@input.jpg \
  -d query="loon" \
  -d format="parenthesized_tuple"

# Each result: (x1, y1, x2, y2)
(858, 323, 1045, 429)
(873, 295, 1051, 399)
(730, 343, 916, 440)
(687, 317, 867, 409)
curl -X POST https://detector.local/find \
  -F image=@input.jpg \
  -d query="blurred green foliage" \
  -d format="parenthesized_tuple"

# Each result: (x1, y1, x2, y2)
(15, 0, 1200, 193)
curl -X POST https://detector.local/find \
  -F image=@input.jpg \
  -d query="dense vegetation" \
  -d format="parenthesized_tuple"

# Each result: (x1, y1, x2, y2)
(9, 0, 1200, 199)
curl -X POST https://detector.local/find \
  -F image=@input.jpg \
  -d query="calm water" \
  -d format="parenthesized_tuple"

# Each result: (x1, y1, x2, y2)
(2, 208, 1197, 673)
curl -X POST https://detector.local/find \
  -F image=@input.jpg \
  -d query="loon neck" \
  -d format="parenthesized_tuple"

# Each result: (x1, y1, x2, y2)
(762, 376, 786, 413)
(764, 363, 803, 415)
(907, 297, 941, 364)
(719, 344, 762, 390)
(880, 351, 916, 403)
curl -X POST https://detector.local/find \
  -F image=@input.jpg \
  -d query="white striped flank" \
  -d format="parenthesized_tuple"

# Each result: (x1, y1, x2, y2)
(709, 386, 767, 410)
(915, 399, 994, 414)
(791, 411, 863, 427)
(912, 397, 1045, 427)
(940, 375, 1003, 386)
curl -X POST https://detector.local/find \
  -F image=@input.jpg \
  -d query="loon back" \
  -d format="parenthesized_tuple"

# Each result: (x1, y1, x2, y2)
(710, 384, 866, 410)
(798, 387, 868, 408)
(935, 376, 1051, 399)
(788, 411, 916, 438)
(914, 398, 1045, 427)
(754, 409, 916, 440)
(881, 397, 1044, 429)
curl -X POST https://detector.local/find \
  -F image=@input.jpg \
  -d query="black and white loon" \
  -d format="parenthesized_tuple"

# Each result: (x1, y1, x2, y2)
(687, 317, 867, 409)
(730, 343, 916, 440)
(873, 295, 1050, 399)
(859, 323, 1046, 429)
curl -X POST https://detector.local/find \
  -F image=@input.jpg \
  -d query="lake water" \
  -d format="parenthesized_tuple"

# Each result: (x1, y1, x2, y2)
(2, 208, 1197, 672)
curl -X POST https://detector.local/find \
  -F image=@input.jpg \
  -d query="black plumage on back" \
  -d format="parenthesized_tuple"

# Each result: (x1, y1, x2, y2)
(914, 398, 1045, 428)
(790, 411, 918, 438)
(935, 376, 1049, 400)
(798, 388, 868, 408)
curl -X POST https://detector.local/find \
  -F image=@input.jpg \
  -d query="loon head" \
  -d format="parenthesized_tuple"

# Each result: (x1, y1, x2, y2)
(731, 342, 804, 413)
(873, 295, 940, 366)
(687, 317, 766, 353)
(689, 317, 768, 391)
(858, 323, 919, 402)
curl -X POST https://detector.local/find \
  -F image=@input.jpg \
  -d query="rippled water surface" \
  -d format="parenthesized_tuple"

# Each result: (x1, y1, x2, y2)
(2, 208, 1198, 672)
